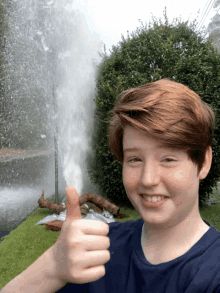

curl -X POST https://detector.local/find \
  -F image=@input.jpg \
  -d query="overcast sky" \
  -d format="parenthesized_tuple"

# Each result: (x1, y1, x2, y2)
(71, 0, 217, 56)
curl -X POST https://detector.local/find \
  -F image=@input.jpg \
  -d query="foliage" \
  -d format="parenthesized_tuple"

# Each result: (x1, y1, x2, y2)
(87, 8, 220, 209)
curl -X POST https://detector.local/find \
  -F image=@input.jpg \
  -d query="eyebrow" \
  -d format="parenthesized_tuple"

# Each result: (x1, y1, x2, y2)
(124, 145, 168, 153)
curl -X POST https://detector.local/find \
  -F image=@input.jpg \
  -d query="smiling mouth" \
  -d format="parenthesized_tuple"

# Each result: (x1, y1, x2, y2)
(140, 194, 169, 202)
(140, 194, 169, 198)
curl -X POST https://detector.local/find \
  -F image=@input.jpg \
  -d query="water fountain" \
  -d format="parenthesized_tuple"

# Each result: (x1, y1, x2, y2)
(0, 0, 106, 238)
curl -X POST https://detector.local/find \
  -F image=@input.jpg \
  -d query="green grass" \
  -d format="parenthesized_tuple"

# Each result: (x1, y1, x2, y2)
(0, 188, 220, 290)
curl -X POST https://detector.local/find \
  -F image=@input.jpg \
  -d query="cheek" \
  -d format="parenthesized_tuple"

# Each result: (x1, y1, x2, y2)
(172, 168, 196, 189)
(123, 167, 140, 188)
(173, 169, 188, 182)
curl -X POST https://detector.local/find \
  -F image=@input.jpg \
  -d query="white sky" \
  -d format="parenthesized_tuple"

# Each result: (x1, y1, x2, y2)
(71, 0, 218, 56)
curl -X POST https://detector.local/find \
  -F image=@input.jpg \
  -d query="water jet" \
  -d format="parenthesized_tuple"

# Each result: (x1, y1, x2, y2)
(0, 0, 105, 238)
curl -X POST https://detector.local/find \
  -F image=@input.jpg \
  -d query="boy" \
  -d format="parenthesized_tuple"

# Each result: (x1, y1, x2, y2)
(2, 79, 220, 293)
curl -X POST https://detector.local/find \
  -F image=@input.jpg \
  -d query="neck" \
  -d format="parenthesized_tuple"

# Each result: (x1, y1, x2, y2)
(141, 217, 210, 264)
(141, 216, 210, 248)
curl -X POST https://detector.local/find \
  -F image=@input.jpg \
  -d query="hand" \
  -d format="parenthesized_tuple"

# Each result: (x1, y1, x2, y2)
(51, 185, 110, 284)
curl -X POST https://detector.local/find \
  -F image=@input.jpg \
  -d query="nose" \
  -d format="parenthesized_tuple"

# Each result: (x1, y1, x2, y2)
(140, 160, 161, 187)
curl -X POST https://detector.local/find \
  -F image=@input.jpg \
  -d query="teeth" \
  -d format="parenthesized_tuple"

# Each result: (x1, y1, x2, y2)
(142, 195, 165, 202)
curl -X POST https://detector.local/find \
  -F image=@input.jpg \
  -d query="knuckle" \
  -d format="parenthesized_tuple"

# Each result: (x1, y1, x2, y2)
(71, 270, 82, 283)
(71, 237, 83, 248)
(68, 241, 79, 250)
(106, 237, 110, 248)
(100, 265, 106, 277)
(105, 224, 110, 234)
(101, 222, 109, 234)
(105, 250, 111, 261)
(67, 239, 84, 252)
(70, 254, 79, 266)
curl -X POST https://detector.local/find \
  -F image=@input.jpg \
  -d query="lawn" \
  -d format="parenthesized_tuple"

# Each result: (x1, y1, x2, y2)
(0, 187, 220, 290)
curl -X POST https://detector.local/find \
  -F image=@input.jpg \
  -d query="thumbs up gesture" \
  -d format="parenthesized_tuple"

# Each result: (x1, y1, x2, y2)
(51, 186, 110, 285)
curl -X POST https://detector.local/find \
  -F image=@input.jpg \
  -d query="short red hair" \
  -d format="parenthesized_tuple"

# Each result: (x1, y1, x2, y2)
(107, 78, 215, 176)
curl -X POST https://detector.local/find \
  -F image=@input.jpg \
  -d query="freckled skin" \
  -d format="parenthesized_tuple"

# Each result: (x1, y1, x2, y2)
(122, 126, 212, 263)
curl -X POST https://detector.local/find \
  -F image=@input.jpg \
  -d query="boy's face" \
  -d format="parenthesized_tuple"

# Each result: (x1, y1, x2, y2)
(122, 125, 212, 229)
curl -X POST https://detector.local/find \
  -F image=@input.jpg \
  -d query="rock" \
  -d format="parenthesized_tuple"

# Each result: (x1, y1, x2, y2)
(45, 220, 63, 231)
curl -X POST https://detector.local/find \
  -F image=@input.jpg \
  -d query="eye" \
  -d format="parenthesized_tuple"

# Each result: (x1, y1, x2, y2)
(127, 158, 176, 163)
(128, 158, 140, 163)
(163, 158, 176, 162)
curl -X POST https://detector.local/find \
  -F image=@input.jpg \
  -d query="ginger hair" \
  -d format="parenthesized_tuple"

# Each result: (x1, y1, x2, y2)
(107, 78, 215, 176)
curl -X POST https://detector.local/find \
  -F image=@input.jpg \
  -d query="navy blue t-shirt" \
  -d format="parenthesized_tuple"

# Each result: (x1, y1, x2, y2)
(56, 218, 220, 293)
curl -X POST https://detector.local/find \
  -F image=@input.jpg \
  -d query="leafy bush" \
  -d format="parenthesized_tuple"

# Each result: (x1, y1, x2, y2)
(87, 8, 220, 209)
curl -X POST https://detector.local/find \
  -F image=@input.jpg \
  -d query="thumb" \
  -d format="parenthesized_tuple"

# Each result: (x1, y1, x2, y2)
(65, 185, 82, 221)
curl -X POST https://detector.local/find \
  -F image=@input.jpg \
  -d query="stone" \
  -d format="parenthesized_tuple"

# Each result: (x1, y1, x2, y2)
(45, 220, 63, 231)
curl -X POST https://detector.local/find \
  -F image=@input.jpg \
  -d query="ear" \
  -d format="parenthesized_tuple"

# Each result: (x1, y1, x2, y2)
(199, 146, 212, 181)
